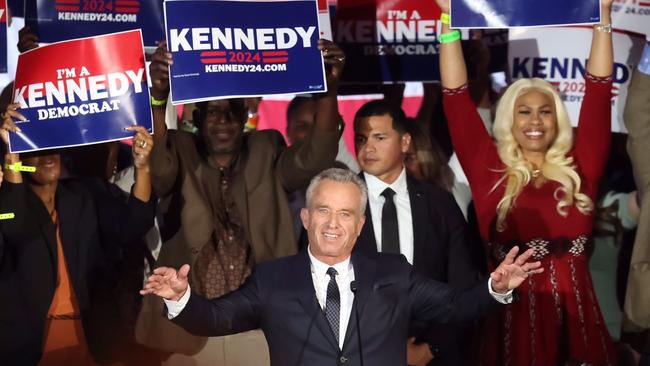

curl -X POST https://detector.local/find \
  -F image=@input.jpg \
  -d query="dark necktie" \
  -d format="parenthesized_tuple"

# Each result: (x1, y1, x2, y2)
(381, 187, 400, 254)
(325, 267, 340, 343)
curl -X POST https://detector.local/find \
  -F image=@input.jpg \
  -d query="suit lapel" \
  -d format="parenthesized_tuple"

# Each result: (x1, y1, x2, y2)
(356, 173, 378, 254)
(342, 252, 376, 349)
(56, 183, 82, 286)
(407, 176, 428, 269)
(293, 251, 340, 351)
(26, 185, 58, 277)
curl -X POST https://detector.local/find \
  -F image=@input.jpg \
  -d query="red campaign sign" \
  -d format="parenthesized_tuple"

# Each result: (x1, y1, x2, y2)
(10, 30, 152, 153)
(335, 0, 443, 83)
(0, 0, 7, 73)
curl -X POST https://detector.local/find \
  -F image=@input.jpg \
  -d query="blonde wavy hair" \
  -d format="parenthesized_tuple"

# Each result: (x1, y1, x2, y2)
(491, 78, 593, 231)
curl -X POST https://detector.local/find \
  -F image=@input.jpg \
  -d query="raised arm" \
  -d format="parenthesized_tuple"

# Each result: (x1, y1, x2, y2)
(436, 0, 500, 190)
(277, 40, 343, 191)
(573, 0, 614, 185)
(1, 103, 25, 184)
(437, 0, 467, 89)
(148, 43, 180, 197)
(586, 0, 613, 77)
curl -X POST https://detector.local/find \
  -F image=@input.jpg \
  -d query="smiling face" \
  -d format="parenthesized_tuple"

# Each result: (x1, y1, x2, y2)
(355, 114, 410, 184)
(511, 90, 558, 156)
(200, 100, 246, 157)
(301, 179, 366, 265)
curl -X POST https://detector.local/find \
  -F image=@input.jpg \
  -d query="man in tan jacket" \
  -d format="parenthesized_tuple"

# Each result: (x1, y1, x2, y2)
(135, 39, 346, 365)
(623, 41, 650, 366)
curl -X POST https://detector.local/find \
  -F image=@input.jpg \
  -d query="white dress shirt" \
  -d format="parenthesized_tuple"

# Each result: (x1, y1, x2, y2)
(364, 168, 414, 264)
(308, 247, 355, 349)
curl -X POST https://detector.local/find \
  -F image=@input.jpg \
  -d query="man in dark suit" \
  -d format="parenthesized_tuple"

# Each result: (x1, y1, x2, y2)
(141, 168, 543, 366)
(352, 100, 481, 365)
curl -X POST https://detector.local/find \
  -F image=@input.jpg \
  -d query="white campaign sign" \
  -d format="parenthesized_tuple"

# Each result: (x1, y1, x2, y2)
(508, 27, 645, 132)
(611, 0, 650, 36)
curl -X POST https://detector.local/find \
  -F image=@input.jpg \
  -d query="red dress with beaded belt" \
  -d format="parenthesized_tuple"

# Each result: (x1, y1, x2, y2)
(442, 74, 617, 366)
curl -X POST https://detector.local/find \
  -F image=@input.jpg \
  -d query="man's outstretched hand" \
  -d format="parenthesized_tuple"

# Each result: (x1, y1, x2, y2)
(490, 246, 544, 293)
(140, 264, 191, 301)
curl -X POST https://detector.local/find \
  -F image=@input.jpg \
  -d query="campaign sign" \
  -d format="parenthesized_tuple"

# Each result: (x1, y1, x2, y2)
(9, 30, 152, 153)
(0, 0, 7, 73)
(611, 0, 650, 36)
(335, 0, 443, 84)
(508, 27, 645, 132)
(164, 0, 326, 105)
(318, 0, 332, 40)
(25, 0, 164, 47)
(451, 0, 600, 28)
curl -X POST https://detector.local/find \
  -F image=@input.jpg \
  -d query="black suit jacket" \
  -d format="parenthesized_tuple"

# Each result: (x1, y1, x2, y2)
(171, 250, 499, 366)
(354, 174, 483, 364)
(0, 179, 154, 365)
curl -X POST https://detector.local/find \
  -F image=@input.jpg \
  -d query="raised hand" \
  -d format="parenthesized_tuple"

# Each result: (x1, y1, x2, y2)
(140, 264, 191, 301)
(17, 26, 39, 53)
(490, 246, 544, 293)
(318, 39, 346, 94)
(1, 103, 25, 146)
(126, 125, 154, 170)
(150, 41, 173, 100)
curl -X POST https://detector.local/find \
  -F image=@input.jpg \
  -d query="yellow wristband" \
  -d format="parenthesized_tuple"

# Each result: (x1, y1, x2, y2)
(150, 96, 167, 107)
(0, 213, 15, 220)
(439, 30, 461, 44)
(5, 162, 36, 172)
(440, 13, 450, 25)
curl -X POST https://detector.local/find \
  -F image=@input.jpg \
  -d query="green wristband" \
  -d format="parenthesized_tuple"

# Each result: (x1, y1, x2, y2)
(440, 13, 450, 25)
(150, 96, 167, 107)
(0, 213, 15, 220)
(5, 162, 36, 172)
(439, 30, 461, 44)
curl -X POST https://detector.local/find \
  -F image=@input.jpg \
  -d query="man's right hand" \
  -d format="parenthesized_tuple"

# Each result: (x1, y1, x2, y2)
(149, 41, 173, 101)
(140, 264, 190, 301)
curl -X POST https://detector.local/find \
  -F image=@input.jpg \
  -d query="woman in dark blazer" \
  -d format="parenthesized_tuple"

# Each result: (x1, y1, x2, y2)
(0, 103, 155, 365)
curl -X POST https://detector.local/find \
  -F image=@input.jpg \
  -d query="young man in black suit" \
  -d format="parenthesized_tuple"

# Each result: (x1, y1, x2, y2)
(141, 168, 543, 366)
(353, 100, 482, 366)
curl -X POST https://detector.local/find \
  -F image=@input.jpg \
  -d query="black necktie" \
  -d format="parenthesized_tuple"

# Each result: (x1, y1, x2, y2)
(381, 187, 400, 254)
(325, 267, 340, 343)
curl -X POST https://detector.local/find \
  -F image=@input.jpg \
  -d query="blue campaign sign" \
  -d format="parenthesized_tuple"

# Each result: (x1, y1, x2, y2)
(25, 0, 164, 47)
(9, 30, 153, 153)
(164, 0, 326, 104)
(451, 0, 600, 28)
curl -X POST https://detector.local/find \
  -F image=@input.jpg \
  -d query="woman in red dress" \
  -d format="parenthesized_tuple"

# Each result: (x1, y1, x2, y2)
(436, 0, 616, 364)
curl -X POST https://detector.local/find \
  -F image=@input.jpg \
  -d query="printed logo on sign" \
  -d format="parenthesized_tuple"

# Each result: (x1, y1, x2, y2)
(612, 0, 650, 16)
(512, 57, 629, 103)
(169, 26, 316, 74)
(55, 0, 139, 23)
(14, 65, 145, 121)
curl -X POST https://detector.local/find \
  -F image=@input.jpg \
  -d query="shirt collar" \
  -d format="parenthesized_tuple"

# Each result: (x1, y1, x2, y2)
(363, 168, 408, 199)
(307, 246, 352, 278)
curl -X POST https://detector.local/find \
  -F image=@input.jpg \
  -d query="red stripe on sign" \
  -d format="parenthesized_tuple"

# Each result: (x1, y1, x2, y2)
(56, 0, 80, 4)
(55, 5, 80, 10)
(201, 58, 227, 64)
(115, 0, 140, 6)
(264, 58, 289, 63)
(115, 7, 140, 12)
(639, 2, 650, 6)
(200, 51, 227, 57)
(262, 51, 288, 57)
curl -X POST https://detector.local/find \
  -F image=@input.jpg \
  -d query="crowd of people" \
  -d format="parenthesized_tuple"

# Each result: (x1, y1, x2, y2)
(1, 0, 649, 365)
